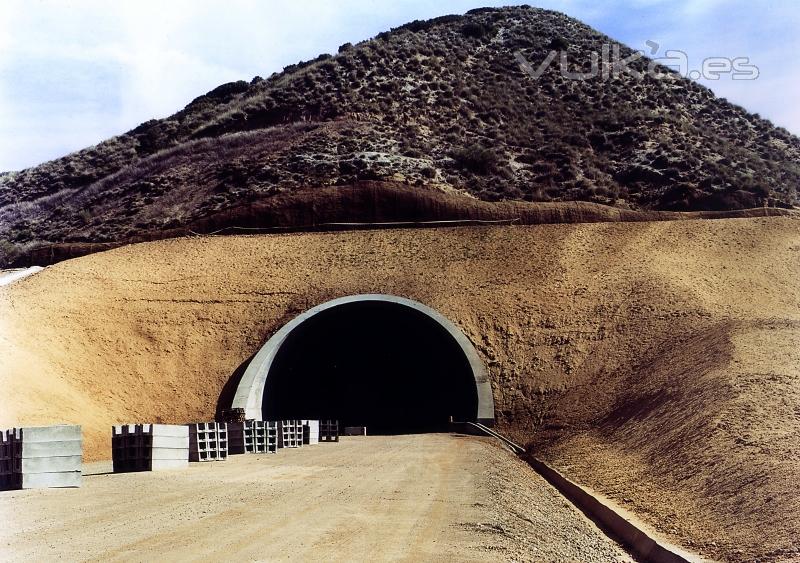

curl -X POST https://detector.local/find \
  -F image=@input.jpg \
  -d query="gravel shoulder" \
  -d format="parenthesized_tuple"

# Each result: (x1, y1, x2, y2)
(0, 434, 630, 562)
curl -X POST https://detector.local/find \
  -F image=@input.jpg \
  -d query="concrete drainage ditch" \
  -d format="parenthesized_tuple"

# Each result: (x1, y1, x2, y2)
(461, 421, 697, 563)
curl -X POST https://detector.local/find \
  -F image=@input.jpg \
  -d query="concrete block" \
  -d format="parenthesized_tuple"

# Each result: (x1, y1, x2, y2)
(20, 439, 82, 458)
(112, 459, 150, 473)
(278, 420, 301, 448)
(0, 440, 21, 460)
(344, 426, 367, 436)
(227, 421, 274, 454)
(1, 424, 83, 489)
(113, 424, 141, 435)
(112, 424, 188, 473)
(188, 422, 227, 462)
(151, 435, 190, 449)
(320, 420, 340, 442)
(20, 455, 82, 474)
(150, 424, 189, 438)
(150, 447, 189, 460)
(308, 420, 319, 445)
(227, 422, 246, 455)
(15, 425, 81, 442)
(1, 474, 21, 490)
(21, 471, 81, 489)
(301, 420, 320, 445)
(151, 459, 188, 471)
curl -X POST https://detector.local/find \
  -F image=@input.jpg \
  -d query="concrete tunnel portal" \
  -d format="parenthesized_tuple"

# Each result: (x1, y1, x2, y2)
(230, 295, 495, 432)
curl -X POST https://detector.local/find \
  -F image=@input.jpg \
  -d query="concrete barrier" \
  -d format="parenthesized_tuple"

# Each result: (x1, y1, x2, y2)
(343, 426, 367, 436)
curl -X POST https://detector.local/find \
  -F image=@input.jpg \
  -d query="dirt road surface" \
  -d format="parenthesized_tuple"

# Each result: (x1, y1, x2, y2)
(0, 434, 630, 562)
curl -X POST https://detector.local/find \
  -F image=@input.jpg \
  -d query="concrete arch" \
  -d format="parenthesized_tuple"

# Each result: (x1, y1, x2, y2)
(231, 294, 494, 425)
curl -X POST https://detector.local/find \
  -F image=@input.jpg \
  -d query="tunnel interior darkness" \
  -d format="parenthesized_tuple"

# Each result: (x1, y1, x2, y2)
(262, 301, 479, 433)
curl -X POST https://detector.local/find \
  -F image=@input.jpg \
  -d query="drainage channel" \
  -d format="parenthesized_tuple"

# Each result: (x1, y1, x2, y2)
(455, 421, 697, 563)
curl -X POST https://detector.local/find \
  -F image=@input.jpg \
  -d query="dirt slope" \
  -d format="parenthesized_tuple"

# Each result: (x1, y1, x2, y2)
(1, 217, 799, 561)
(0, 435, 631, 562)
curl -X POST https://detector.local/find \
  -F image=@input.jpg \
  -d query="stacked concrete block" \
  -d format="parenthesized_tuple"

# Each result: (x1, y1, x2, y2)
(188, 422, 228, 462)
(278, 420, 302, 449)
(265, 421, 278, 453)
(301, 420, 320, 445)
(228, 421, 276, 454)
(0, 430, 20, 490)
(227, 422, 248, 454)
(112, 424, 188, 472)
(253, 421, 269, 453)
(319, 420, 340, 442)
(1, 425, 82, 490)
(252, 421, 278, 453)
(220, 408, 246, 423)
(344, 426, 368, 436)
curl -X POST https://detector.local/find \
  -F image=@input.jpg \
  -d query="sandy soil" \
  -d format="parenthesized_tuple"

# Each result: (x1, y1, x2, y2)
(1, 217, 799, 561)
(0, 434, 630, 562)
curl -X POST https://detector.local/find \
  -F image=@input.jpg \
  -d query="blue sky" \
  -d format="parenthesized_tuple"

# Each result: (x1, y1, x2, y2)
(0, 0, 798, 171)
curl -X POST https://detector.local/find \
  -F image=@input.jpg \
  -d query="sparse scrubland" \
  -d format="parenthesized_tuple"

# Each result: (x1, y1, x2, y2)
(1, 6, 799, 265)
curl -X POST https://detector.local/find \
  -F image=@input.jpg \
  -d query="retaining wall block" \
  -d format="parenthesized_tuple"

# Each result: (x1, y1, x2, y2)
(320, 420, 340, 442)
(112, 424, 188, 473)
(1, 425, 83, 490)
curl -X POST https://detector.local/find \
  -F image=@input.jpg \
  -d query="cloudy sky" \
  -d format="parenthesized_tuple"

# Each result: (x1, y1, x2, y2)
(0, 0, 798, 171)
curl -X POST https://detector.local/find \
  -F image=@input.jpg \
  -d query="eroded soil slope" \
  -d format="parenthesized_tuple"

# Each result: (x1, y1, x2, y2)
(1, 217, 799, 561)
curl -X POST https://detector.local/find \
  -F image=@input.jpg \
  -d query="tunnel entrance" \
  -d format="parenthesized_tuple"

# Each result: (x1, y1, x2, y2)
(230, 295, 495, 432)
(263, 301, 477, 433)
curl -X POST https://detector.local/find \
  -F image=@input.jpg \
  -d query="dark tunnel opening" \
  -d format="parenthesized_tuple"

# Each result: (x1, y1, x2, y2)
(262, 301, 479, 433)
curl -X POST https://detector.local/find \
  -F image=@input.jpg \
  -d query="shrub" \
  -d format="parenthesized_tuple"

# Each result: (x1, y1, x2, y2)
(400, 20, 433, 33)
(461, 22, 494, 39)
(548, 36, 569, 51)
(451, 144, 500, 175)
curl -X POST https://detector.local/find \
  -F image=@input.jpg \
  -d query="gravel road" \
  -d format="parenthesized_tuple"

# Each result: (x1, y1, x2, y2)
(0, 434, 631, 562)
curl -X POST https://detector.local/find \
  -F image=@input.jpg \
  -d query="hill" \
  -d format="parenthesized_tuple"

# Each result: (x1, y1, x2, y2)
(2, 6, 799, 266)
(2, 216, 799, 562)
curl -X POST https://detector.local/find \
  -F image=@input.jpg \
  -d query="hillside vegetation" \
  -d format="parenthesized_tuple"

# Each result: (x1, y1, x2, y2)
(2, 6, 799, 265)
